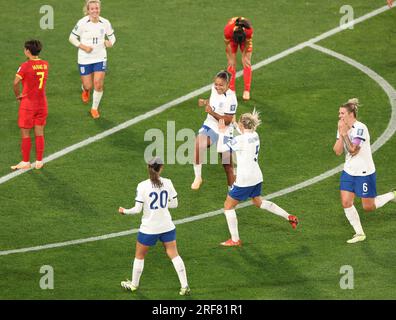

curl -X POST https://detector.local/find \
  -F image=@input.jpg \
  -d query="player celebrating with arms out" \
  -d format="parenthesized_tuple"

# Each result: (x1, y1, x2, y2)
(118, 157, 190, 296)
(224, 17, 254, 101)
(217, 111, 298, 247)
(12, 40, 48, 170)
(333, 98, 396, 244)
(191, 70, 237, 190)
(69, 0, 116, 119)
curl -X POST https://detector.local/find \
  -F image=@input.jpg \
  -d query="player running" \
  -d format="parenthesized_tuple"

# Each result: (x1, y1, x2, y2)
(333, 98, 396, 243)
(191, 70, 237, 190)
(224, 16, 254, 101)
(69, 0, 116, 119)
(118, 157, 190, 296)
(217, 110, 299, 247)
(12, 40, 48, 170)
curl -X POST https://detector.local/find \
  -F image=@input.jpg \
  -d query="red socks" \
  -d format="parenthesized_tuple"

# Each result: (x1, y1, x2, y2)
(227, 65, 236, 91)
(243, 66, 252, 92)
(21, 136, 45, 162)
(35, 135, 45, 161)
(21, 137, 31, 162)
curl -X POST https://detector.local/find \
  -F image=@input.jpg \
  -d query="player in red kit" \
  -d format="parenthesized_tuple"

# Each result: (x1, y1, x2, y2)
(224, 17, 253, 101)
(12, 40, 48, 170)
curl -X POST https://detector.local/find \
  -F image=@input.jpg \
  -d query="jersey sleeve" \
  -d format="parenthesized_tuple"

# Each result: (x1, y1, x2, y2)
(135, 183, 144, 203)
(16, 63, 27, 79)
(71, 19, 83, 37)
(245, 27, 253, 39)
(224, 93, 238, 115)
(167, 180, 178, 200)
(226, 135, 243, 151)
(224, 22, 234, 41)
(352, 125, 366, 142)
(105, 20, 115, 36)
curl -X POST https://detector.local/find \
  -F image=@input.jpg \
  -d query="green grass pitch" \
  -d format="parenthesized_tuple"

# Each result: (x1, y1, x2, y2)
(0, 0, 395, 300)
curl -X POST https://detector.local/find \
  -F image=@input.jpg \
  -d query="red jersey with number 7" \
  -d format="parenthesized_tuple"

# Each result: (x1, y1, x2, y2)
(16, 59, 49, 110)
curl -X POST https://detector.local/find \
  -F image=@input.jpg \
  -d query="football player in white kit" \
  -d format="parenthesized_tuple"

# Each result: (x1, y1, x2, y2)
(191, 70, 237, 190)
(217, 111, 299, 247)
(334, 98, 396, 244)
(69, 0, 116, 119)
(118, 157, 190, 296)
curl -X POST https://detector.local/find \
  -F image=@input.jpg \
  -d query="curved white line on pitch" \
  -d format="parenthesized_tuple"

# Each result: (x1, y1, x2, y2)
(0, 5, 392, 186)
(1, 45, 395, 257)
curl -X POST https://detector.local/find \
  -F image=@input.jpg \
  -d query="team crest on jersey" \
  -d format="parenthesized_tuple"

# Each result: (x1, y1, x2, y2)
(230, 104, 236, 112)
(357, 128, 364, 136)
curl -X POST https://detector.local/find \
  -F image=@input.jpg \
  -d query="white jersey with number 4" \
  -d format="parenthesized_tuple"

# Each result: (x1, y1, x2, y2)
(135, 178, 177, 234)
(203, 85, 237, 136)
(337, 120, 376, 176)
(71, 16, 114, 64)
(226, 131, 263, 187)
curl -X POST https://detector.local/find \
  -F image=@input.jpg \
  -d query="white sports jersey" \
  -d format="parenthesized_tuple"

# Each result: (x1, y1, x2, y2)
(71, 16, 114, 64)
(203, 85, 237, 136)
(226, 131, 263, 187)
(135, 178, 177, 234)
(337, 120, 376, 176)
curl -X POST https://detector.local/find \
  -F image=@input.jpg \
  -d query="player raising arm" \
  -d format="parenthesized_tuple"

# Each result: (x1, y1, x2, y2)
(217, 111, 298, 247)
(118, 157, 190, 296)
(191, 70, 237, 190)
(333, 98, 396, 244)
(11, 40, 48, 170)
(69, 0, 116, 119)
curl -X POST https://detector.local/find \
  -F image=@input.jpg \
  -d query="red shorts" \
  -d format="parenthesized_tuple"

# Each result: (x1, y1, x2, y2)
(230, 41, 253, 54)
(18, 108, 48, 129)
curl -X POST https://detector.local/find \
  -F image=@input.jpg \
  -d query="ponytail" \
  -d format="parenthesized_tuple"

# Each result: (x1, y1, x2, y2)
(147, 157, 163, 188)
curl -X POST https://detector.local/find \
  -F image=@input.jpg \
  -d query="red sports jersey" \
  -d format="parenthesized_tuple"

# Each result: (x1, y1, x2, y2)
(16, 59, 49, 110)
(224, 17, 253, 53)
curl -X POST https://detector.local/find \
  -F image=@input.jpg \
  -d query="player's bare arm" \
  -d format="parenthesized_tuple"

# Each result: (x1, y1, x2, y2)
(341, 134, 360, 156)
(13, 76, 23, 100)
(198, 98, 208, 107)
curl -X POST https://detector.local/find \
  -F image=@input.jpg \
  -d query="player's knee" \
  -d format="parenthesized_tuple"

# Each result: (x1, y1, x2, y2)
(341, 200, 353, 208)
(93, 81, 103, 91)
(362, 203, 376, 212)
(83, 83, 93, 91)
(242, 60, 251, 68)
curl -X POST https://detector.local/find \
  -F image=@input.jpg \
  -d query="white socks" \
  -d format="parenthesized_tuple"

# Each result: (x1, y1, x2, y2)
(172, 256, 188, 288)
(260, 200, 289, 220)
(374, 192, 395, 209)
(131, 258, 144, 287)
(193, 164, 202, 178)
(344, 206, 364, 235)
(224, 209, 240, 242)
(92, 90, 103, 110)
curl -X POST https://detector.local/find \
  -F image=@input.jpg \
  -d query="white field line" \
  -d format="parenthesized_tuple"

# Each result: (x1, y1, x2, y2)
(1, 43, 395, 256)
(0, 5, 392, 186)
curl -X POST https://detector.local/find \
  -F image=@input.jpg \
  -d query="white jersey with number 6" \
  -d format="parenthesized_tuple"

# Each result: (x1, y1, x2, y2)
(226, 131, 263, 187)
(71, 16, 114, 64)
(135, 178, 177, 234)
(336, 120, 375, 176)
